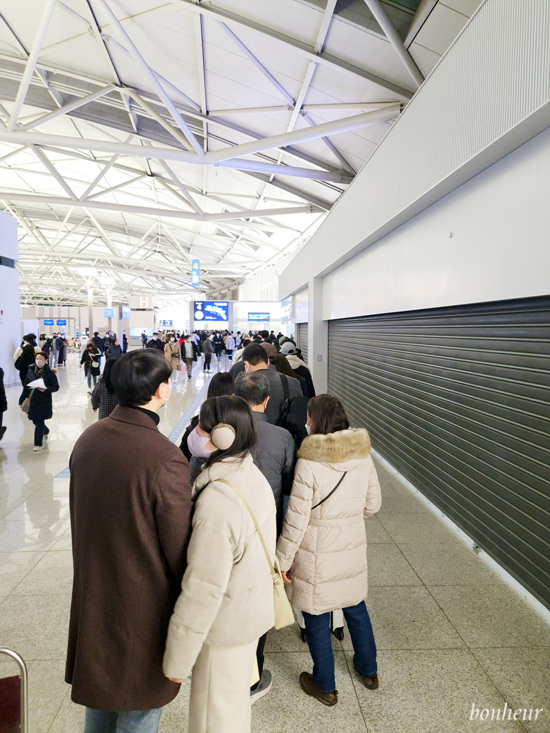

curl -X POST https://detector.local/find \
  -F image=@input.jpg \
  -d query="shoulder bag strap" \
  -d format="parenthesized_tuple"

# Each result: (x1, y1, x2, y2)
(215, 478, 278, 581)
(311, 471, 348, 511)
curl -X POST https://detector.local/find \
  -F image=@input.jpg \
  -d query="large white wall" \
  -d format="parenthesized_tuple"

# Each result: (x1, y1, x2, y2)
(322, 128, 550, 320)
(0, 211, 20, 385)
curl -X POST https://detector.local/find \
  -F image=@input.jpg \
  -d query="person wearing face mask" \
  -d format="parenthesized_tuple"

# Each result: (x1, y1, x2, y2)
(163, 395, 276, 733)
(164, 334, 181, 375)
(146, 332, 165, 351)
(81, 342, 101, 394)
(180, 372, 235, 470)
(277, 394, 382, 707)
(182, 335, 196, 379)
(66, 349, 193, 732)
(24, 351, 59, 452)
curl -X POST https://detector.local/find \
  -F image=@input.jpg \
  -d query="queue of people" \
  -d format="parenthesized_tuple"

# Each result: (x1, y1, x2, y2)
(1, 327, 379, 731)
(60, 337, 381, 733)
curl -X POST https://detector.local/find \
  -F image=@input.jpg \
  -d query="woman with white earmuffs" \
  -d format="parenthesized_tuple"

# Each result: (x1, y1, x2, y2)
(163, 395, 277, 733)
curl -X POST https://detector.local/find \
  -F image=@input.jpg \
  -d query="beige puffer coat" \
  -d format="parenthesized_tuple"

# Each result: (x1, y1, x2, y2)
(276, 429, 381, 615)
(163, 453, 276, 681)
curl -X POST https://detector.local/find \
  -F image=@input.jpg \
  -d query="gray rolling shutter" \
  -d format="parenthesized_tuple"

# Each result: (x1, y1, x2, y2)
(296, 322, 309, 366)
(328, 296, 550, 610)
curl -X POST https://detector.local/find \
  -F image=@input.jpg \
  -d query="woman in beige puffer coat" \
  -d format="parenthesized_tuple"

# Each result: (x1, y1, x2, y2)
(277, 394, 381, 707)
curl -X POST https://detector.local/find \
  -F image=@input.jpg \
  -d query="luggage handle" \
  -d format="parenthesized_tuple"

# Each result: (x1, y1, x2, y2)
(0, 648, 28, 733)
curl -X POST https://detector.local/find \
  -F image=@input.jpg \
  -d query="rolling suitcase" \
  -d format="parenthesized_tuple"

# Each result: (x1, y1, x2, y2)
(295, 609, 345, 642)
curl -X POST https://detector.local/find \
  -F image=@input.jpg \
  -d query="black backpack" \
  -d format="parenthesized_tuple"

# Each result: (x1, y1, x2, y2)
(277, 374, 309, 448)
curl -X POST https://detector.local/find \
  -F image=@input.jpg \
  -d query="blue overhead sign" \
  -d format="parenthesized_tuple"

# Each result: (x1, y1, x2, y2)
(120, 306, 131, 320)
(160, 320, 173, 328)
(44, 319, 54, 325)
(191, 259, 200, 287)
(194, 301, 228, 322)
(56, 320, 67, 326)
(248, 312, 270, 321)
(104, 308, 114, 318)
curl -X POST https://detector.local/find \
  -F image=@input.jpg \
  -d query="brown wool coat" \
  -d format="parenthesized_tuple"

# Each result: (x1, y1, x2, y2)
(277, 429, 381, 615)
(65, 406, 193, 711)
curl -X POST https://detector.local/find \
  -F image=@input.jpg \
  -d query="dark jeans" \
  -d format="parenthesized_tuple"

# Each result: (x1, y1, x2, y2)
(302, 601, 377, 693)
(84, 707, 162, 733)
(33, 420, 50, 447)
(203, 353, 211, 370)
(250, 633, 267, 692)
(57, 348, 64, 364)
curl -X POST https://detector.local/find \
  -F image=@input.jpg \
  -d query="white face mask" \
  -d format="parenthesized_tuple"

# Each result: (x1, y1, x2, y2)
(187, 428, 213, 458)
(170, 338, 175, 342)
(35, 359, 46, 368)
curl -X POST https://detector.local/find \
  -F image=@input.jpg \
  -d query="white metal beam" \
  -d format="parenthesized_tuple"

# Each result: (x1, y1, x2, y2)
(363, 0, 424, 88)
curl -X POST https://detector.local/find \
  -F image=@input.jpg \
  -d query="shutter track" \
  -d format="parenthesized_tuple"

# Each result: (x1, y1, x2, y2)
(328, 295, 550, 610)
(296, 323, 308, 366)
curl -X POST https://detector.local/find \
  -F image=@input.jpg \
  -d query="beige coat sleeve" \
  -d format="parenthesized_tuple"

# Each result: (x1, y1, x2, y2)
(163, 487, 239, 680)
(363, 454, 382, 518)
(276, 458, 314, 572)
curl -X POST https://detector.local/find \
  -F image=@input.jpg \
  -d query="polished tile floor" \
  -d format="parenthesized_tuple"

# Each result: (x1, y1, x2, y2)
(0, 354, 549, 732)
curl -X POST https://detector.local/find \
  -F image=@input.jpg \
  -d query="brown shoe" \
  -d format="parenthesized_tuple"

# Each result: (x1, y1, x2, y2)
(299, 672, 338, 706)
(353, 656, 379, 690)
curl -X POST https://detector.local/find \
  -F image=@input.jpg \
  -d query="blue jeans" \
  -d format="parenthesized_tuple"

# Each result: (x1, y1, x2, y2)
(84, 707, 163, 733)
(33, 420, 49, 447)
(87, 372, 98, 389)
(302, 601, 377, 693)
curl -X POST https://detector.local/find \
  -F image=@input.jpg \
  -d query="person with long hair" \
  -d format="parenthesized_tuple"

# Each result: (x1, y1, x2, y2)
(277, 394, 381, 706)
(81, 341, 101, 393)
(91, 357, 119, 419)
(25, 350, 59, 451)
(163, 395, 277, 733)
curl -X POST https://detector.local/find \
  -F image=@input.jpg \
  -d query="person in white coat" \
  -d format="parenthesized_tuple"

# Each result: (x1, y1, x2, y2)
(277, 394, 381, 707)
(163, 395, 277, 733)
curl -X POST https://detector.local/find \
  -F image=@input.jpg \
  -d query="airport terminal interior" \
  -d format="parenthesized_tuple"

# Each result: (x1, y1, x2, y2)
(0, 0, 549, 731)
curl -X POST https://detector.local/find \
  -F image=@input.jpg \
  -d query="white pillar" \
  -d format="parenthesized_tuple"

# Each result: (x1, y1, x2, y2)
(307, 277, 328, 394)
(87, 287, 94, 337)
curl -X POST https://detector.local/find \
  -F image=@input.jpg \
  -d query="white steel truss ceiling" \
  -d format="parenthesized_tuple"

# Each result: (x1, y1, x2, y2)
(0, 0, 478, 306)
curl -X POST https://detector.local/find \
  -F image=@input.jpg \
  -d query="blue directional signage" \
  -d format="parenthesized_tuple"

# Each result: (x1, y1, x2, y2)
(160, 320, 173, 328)
(191, 259, 200, 287)
(104, 308, 115, 318)
(44, 319, 54, 325)
(194, 301, 228, 322)
(248, 312, 270, 322)
(120, 306, 131, 319)
(56, 319, 67, 326)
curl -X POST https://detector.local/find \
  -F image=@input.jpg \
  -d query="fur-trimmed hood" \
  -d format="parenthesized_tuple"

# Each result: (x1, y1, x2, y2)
(298, 428, 371, 464)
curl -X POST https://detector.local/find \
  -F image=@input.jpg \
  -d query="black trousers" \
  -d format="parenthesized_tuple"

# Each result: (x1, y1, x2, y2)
(250, 633, 267, 691)
(203, 353, 212, 370)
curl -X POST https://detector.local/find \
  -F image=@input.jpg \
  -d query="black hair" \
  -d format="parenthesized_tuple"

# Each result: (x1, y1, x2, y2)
(200, 395, 257, 469)
(111, 349, 171, 406)
(102, 357, 118, 395)
(207, 372, 235, 399)
(234, 371, 269, 405)
(308, 394, 350, 435)
(242, 343, 268, 366)
(259, 330, 269, 339)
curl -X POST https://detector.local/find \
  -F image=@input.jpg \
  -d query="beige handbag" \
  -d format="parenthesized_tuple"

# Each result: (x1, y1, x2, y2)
(217, 478, 295, 630)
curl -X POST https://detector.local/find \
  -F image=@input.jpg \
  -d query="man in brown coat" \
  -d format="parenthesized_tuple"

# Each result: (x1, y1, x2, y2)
(65, 349, 193, 732)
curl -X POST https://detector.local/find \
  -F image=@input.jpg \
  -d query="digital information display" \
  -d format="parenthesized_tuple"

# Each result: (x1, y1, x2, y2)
(280, 297, 293, 325)
(194, 301, 228, 322)
(120, 306, 131, 319)
(248, 312, 270, 322)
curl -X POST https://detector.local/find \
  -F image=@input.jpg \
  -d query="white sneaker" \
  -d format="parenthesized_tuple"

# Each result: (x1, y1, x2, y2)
(250, 670, 272, 705)
(33, 445, 43, 452)
(87, 389, 92, 394)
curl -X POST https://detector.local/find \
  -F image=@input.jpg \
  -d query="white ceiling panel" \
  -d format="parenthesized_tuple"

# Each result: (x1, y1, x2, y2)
(0, 0, 480, 305)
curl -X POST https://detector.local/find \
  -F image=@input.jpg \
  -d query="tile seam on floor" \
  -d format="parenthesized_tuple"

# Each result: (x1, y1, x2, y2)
(467, 648, 531, 733)
(342, 648, 371, 732)
(47, 687, 72, 733)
